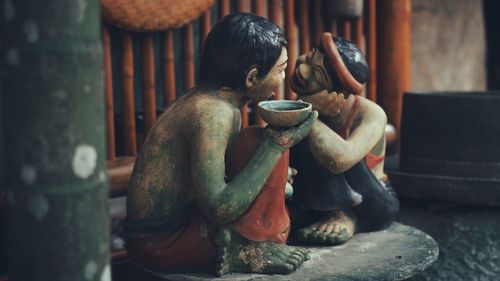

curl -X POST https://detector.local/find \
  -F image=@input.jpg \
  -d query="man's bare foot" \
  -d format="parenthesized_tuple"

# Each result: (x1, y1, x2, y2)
(294, 210, 355, 245)
(215, 228, 309, 275)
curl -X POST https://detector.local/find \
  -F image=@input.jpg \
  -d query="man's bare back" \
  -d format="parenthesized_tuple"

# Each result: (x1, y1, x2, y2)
(127, 91, 240, 221)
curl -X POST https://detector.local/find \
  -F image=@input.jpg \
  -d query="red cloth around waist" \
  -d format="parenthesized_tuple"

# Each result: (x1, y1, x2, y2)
(226, 126, 290, 244)
(126, 126, 291, 272)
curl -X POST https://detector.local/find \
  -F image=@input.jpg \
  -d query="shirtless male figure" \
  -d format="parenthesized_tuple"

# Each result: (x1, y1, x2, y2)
(125, 13, 316, 276)
(288, 33, 399, 245)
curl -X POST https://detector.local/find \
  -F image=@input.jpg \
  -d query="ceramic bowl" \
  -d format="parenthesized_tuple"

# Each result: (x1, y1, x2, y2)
(257, 100, 312, 127)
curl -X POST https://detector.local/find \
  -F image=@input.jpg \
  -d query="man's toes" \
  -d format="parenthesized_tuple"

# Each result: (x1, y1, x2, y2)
(297, 246, 309, 256)
(291, 252, 304, 264)
(286, 255, 301, 269)
(271, 263, 295, 274)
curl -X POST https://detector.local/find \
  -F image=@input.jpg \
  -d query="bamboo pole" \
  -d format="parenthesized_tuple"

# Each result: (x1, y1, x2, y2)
(366, 0, 377, 102)
(269, 0, 283, 27)
(353, 18, 364, 50)
(284, 0, 297, 100)
(121, 31, 137, 156)
(342, 20, 352, 40)
(183, 24, 195, 91)
(141, 34, 157, 136)
(162, 30, 176, 107)
(102, 24, 116, 160)
(237, 0, 251, 13)
(1, 0, 110, 279)
(377, 0, 412, 149)
(314, 0, 324, 44)
(252, 0, 265, 16)
(253, 0, 266, 127)
(237, 1, 249, 128)
(299, 0, 311, 54)
(201, 10, 212, 50)
(220, 0, 230, 18)
(269, 0, 284, 100)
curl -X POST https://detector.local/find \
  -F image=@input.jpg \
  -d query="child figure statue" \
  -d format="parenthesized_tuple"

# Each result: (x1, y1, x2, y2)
(125, 13, 316, 276)
(288, 33, 399, 245)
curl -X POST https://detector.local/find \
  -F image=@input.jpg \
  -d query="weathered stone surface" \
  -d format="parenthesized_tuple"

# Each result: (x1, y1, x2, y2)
(411, 0, 486, 91)
(399, 200, 500, 281)
(152, 223, 438, 281)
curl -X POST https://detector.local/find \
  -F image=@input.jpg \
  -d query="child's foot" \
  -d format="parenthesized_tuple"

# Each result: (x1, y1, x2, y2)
(294, 210, 355, 245)
(215, 228, 309, 275)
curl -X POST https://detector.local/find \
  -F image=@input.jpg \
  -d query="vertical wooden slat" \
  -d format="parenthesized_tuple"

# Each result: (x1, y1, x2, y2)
(253, 0, 265, 16)
(314, 0, 324, 44)
(237, 0, 250, 12)
(331, 20, 338, 37)
(269, 0, 282, 27)
(102, 24, 116, 160)
(352, 17, 365, 97)
(298, 0, 311, 54)
(377, 0, 412, 150)
(342, 20, 352, 40)
(269, 0, 284, 101)
(366, 0, 377, 102)
(121, 31, 137, 156)
(220, 0, 230, 18)
(353, 17, 364, 50)
(183, 24, 195, 91)
(237, 0, 249, 128)
(162, 30, 176, 107)
(284, 0, 297, 100)
(141, 34, 157, 136)
(201, 9, 212, 48)
(253, 0, 266, 127)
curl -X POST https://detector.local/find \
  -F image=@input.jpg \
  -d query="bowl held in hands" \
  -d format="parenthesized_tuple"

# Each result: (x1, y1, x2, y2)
(257, 100, 312, 127)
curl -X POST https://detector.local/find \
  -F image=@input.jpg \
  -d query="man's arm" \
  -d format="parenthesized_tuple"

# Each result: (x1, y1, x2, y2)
(190, 103, 317, 226)
(307, 97, 387, 173)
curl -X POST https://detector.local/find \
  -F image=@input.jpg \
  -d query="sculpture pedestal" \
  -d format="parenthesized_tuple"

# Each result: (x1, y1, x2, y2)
(146, 223, 437, 281)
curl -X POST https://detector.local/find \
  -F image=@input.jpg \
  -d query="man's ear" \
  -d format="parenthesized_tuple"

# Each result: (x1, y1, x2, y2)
(245, 67, 259, 89)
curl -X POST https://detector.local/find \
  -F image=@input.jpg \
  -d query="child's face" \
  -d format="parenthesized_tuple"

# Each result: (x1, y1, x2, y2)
(291, 48, 335, 96)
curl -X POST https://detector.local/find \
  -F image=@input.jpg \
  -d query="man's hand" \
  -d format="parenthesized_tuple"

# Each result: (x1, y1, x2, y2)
(300, 90, 348, 117)
(265, 111, 318, 150)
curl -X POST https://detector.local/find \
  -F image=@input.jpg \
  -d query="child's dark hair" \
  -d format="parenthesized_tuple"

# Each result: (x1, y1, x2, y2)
(319, 37, 369, 92)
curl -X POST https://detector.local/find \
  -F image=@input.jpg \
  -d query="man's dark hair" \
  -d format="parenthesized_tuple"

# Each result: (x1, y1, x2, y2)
(198, 13, 287, 91)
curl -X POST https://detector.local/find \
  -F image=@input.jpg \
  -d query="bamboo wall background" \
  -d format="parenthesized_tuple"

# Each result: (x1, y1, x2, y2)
(102, 0, 379, 164)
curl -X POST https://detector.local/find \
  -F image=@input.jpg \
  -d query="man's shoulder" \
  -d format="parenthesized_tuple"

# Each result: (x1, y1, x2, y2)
(187, 92, 239, 118)
(179, 92, 240, 132)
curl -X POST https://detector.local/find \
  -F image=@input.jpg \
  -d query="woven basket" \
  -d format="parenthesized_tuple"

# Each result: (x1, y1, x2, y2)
(101, 0, 215, 32)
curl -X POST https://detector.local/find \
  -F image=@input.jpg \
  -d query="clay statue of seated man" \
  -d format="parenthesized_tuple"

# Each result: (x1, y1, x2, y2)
(288, 33, 399, 245)
(125, 13, 316, 276)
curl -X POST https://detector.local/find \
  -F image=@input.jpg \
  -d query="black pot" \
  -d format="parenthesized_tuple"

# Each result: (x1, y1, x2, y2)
(400, 91, 500, 178)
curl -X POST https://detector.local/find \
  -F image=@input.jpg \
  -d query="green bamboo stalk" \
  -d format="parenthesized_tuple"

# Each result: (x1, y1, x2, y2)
(1, 0, 110, 280)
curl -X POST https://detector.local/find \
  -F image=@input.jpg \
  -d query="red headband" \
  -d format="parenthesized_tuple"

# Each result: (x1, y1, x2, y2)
(320, 32, 364, 95)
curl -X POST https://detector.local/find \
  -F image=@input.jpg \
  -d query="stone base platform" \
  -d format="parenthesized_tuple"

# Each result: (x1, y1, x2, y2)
(147, 223, 438, 281)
